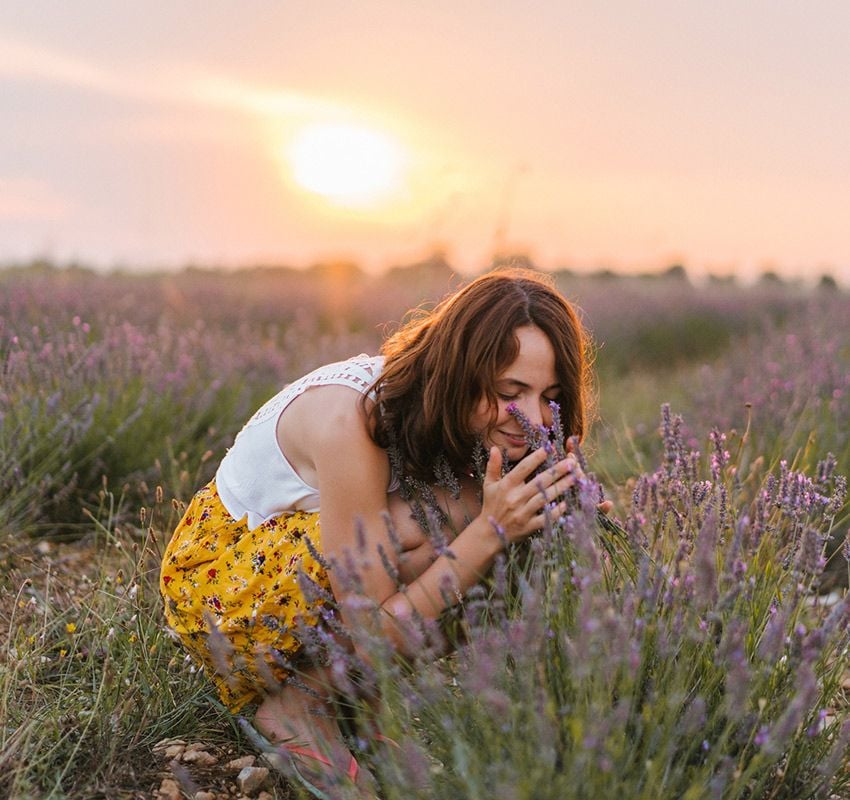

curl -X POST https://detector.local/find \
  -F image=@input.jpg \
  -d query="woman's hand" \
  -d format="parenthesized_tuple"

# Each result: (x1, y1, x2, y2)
(479, 446, 578, 544)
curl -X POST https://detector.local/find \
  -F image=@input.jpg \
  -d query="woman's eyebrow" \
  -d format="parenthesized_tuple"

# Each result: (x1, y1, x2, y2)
(497, 378, 561, 391)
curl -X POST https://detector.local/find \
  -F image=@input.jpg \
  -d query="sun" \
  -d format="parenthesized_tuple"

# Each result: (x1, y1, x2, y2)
(287, 123, 407, 208)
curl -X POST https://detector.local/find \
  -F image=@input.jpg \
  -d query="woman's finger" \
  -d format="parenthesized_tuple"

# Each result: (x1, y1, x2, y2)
(504, 446, 549, 484)
(529, 473, 576, 509)
(530, 456, 575, 495)
(544, 453, 578, 480)
(483, 446, 503, 486)
(528, 500, 569, 532)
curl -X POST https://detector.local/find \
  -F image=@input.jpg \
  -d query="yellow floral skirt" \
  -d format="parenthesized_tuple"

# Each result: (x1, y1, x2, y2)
(160, 480, 332, 712)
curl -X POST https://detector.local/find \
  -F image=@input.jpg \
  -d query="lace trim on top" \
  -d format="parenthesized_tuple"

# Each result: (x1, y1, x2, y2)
(245, 354, 382, 428)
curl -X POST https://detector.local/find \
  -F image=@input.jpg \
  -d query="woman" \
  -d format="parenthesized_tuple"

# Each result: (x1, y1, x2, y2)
(161, 267, 593, 793)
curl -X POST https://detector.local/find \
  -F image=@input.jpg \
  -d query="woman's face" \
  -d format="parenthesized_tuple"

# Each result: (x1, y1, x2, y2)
(469, 325, 561, 461)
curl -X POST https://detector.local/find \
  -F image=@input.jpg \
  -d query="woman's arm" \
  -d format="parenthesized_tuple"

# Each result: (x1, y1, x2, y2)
(306, 388, 576, 657)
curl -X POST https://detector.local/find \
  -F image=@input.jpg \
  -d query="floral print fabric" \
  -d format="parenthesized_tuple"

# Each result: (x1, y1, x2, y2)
(160, 480, 330, 711)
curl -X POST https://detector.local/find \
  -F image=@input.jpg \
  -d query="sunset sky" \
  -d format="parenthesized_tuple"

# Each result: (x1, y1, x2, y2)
(2, 1, 849, 280)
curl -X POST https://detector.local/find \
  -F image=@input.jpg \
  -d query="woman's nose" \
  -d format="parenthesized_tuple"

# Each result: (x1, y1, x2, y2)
(517, 399, 549, 428)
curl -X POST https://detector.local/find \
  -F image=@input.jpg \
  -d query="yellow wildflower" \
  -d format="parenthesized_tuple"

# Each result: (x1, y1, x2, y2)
(65, 622, 77, 634)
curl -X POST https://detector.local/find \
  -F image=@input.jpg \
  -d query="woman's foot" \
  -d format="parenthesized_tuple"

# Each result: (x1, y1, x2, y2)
(254, 678, 378, 798)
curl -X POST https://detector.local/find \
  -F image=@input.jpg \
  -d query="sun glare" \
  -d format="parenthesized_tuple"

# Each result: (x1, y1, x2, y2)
(287, 123, 406, 208)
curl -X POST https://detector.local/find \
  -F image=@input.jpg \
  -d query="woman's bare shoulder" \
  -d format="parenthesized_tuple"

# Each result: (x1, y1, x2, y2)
(287, 382, 371, 431)
(276, 382, 376, 471)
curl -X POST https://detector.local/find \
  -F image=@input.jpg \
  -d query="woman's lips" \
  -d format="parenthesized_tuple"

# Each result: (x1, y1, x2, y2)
(499, 431, 527, 448)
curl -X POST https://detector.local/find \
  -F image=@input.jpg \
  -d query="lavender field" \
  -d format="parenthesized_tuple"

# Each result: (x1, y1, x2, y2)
(1, 262, 848, 799)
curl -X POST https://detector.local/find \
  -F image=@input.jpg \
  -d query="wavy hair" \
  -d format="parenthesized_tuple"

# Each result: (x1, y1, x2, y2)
(367, 268, 593, 480)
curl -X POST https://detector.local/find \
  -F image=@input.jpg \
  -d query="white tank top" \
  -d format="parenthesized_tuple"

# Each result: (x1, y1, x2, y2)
(215, 354, 385, 529)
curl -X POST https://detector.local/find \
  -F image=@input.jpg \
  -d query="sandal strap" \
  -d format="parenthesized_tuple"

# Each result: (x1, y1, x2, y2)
(281, 743, 360, 781)
(374, 733, 401, 749)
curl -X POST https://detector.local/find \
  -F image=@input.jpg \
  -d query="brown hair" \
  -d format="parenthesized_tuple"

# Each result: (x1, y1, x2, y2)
(367, 268, 593, 480)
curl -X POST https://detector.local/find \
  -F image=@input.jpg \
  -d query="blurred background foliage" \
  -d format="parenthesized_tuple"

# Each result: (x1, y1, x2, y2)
(2, 257, 846, 543)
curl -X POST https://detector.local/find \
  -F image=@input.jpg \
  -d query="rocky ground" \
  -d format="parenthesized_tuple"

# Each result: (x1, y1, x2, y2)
(151, 739, 295, 800)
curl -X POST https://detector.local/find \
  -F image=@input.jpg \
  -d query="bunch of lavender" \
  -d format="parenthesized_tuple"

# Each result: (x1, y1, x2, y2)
(382, 402, 635, 633)
(502, 401, 638, 586)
